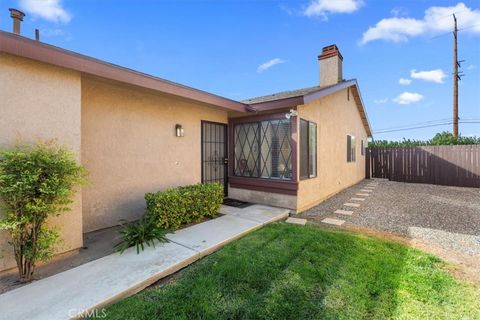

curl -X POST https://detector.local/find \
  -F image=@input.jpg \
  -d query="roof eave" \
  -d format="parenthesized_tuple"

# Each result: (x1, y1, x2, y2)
(247, 79, 372, 137)
(248, 95, 304, 111)
(0, 31, 248, 113)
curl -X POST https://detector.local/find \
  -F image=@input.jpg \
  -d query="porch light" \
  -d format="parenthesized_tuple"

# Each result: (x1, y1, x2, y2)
(285, 109, 298, 119)
(175, 124, 184, 137)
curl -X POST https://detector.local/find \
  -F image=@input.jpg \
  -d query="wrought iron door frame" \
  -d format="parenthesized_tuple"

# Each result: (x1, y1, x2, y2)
(201, 120, 228, 195)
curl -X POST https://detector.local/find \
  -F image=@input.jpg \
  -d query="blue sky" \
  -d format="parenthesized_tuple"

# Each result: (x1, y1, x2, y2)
(0, 0, 479, 140)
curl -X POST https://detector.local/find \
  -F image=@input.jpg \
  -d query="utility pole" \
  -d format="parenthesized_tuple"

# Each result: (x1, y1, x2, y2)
(453, 14, 459, 138)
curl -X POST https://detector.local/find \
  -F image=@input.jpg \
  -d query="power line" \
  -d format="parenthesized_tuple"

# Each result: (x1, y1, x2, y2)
(373, 120, 480, 134)
(428, 22, 480, 40)
(374, 118, 453, 132)
(458, 23, 480, 31)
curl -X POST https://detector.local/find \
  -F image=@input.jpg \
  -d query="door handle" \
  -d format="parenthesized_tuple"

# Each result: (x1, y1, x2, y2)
(224, 158, 228, 165)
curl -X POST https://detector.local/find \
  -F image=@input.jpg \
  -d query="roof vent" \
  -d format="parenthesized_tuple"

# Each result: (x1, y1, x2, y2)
(9, 8, 25, 35)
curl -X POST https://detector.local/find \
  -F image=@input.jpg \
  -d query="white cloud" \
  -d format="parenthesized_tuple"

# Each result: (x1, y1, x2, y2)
(393, 92, 424, 105)
(410, 69, 447, 83)
(374, 98, 388, 104)
(19, 0, 71, 23)
(361, 2, 480, 44)
(257, 58, 286, 73)
(303, 0, 363, 18)
(390, 7, 409, 17)
(399, 78, 412, 85)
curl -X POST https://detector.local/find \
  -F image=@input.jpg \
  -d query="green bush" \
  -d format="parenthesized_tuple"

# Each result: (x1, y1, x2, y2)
(145, 183, 223, 229)
(369, 131, 480, 148)
(115, 215, 168, 254)
(0, 140, 86, 282)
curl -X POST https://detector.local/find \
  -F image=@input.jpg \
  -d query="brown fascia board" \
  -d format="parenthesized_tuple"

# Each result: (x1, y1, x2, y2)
(0, 31, 248, 113)
(248, 95, 304, 111)
(250, 80, 372, 137)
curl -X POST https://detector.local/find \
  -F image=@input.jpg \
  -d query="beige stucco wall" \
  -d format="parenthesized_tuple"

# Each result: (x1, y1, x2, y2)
(297, 87, 368, 212)
(81, 77, 228, 232)
(0, 53, 83, 272)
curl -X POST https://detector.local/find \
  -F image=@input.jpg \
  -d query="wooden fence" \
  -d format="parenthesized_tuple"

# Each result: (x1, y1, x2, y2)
(366, 145, 480, 188)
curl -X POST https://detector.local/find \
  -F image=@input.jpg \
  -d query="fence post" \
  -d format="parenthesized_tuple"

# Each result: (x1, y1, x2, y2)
(366, 147, 371, 179)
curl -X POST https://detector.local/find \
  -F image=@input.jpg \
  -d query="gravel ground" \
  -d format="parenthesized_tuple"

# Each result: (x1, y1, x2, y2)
(302, 179, 480, 257)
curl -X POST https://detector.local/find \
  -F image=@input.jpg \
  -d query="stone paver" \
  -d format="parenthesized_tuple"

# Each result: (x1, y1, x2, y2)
(334, 209, 353, 216)
(356, 193, 370, 196)
(360, 189, 373, 192)
(344, 202, 361, 208)
(0, 204, 288, 320)
(321, 218, 345, 226)
(285, 217, 308, 225)
(350, 197, 365, 201)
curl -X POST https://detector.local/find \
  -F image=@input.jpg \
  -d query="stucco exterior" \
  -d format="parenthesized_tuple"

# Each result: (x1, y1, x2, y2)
(0, 53, 83, 271)
(81, 77, 228, 232)
(297, 87, 368, 212)
(0, 35, 371, 273)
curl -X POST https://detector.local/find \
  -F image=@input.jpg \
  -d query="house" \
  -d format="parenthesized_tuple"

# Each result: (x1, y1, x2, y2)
(0, 10, 371, 273)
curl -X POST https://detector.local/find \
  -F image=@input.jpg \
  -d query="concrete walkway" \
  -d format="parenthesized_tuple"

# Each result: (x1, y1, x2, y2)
(0, 204, 288, 320)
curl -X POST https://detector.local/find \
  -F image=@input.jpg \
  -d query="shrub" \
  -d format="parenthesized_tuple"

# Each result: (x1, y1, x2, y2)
(369, 131, 480, 148)
(0, 140, 86, 282)
(115, 215, 168, 254)
(145, 183, 223, 229)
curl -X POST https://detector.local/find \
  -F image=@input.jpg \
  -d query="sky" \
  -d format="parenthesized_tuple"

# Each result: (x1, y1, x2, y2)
(0, 0, 479, 141)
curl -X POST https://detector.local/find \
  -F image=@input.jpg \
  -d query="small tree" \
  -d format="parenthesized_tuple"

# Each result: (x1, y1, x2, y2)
(0, 141, 86, 282)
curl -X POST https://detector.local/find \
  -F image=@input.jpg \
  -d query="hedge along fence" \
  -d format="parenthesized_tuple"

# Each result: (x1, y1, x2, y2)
(145, 183, 224, 229)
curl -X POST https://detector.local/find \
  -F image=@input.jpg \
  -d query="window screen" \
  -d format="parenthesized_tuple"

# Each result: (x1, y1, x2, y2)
(347, 135, 356, 162)
(308, 122, 317, 178)
(300, 120, 309, 179)
(300, 119, 317, 179)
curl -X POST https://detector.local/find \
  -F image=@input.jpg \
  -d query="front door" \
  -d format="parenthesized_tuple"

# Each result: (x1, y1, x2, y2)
(201, 121, 228, 195)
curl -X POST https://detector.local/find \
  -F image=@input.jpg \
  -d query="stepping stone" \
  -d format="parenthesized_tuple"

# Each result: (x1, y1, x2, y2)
(364, 186, 376, 189)
(351, 197, 365, 201)
(344, 202, 361, 208)
(334, 209, 353, 216)
(360, 189, 373, 192)
(356, 193, 370, 196)
(321, 218, 345, 226)
(286, 217, 307, 225)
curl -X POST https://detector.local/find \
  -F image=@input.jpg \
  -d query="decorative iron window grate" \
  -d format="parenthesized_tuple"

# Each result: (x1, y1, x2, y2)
(234, 119, 292, 180)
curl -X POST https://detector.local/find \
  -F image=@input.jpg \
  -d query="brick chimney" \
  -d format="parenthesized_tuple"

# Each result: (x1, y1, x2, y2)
(9, 8, 25, 35)
(318, 45, 343, 87)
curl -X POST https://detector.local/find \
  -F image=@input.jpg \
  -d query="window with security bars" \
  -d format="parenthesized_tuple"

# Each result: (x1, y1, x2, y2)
(234, 119, 292, 180)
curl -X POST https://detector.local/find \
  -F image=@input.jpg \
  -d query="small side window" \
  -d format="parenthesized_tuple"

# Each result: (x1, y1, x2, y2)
(347, 135, 356, 162)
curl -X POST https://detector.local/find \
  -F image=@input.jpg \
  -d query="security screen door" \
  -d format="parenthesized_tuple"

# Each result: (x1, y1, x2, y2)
(201, 121, 228, 195)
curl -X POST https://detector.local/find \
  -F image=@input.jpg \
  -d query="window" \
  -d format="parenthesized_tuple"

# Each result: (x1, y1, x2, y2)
(361, 139, 365, 156)
(234, 119, 292, 180)
(300, 119, 317, 179)
(347, 134, 356, 162)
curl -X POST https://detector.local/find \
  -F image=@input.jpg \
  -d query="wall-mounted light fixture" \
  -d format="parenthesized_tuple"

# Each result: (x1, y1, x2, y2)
(285, 109, 298, 119)
(175, 124, 184, 137)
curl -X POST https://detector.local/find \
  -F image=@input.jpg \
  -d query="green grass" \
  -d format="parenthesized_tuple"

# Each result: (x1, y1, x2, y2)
(104, 223, 480, 320)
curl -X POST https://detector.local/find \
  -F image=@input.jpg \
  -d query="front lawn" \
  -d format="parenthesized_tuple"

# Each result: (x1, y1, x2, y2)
(104, 223, 480, 319)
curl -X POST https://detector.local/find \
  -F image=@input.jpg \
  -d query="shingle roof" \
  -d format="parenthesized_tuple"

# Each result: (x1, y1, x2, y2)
(242, 80, 372, 137)
(241, 82, 344, 104)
